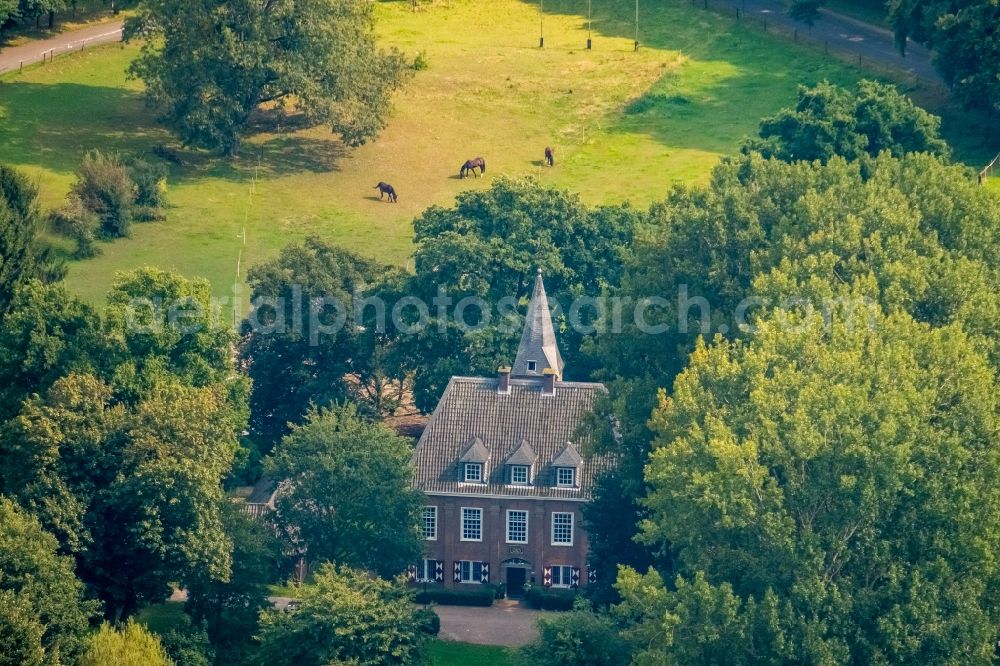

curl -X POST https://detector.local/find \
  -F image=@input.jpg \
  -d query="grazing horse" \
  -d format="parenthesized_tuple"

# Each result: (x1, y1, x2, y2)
(374, 182, 397, 203)
(459, 157, 486, 178)
(544, 146, 555, 166)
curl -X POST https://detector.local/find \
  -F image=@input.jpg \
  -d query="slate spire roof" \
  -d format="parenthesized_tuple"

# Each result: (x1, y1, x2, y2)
(512, 270, 565, 380)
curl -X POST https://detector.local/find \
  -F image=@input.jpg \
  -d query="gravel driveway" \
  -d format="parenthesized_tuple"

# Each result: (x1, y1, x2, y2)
(432, 600, 546, 647)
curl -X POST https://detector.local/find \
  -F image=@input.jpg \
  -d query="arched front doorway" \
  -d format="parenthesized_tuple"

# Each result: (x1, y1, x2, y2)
(502, 557, 532, 598)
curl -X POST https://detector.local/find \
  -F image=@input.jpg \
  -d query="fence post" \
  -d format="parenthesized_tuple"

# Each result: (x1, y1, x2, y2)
(19, 60, 22, 72)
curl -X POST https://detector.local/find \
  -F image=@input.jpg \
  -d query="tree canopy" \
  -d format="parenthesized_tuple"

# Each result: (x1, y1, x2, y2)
(744, 79, 949, 163)
(253, 564, 425, 666)
(125, 0, 409, 153)
(617, 309, 1000, 663)
(586, 150, 1000, 603)
(0, 497, 99, 665)
(264, 403, 422, 578)
(79, 621, 173, 666)
(0, 268, 248, 620)
(889, 0, 1000, 112)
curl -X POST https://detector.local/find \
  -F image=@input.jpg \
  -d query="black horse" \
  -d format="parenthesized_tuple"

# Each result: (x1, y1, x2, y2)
(374, 182, 397, 203)
(544, 146, 555, 166)
(459, 157, 486, 178)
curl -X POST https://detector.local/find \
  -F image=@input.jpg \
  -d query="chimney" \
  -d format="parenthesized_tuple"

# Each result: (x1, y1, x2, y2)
(542, 368, 556, 396)
(498, 366, 511, 394)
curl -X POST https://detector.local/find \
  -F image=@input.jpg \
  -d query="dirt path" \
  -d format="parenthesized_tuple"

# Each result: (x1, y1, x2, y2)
(0, 19, 123, 75)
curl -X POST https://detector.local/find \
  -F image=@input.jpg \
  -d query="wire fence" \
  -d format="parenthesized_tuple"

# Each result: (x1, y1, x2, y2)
(694, 0, 938, 94)
(979, 153, 1000, 187)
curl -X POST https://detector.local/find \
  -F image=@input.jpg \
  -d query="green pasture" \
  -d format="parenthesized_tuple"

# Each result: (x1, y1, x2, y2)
(0, 0, 981, 316)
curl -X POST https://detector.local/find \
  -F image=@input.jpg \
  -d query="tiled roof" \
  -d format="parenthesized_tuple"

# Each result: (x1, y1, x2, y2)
(458, 437, 490, 463)
(411, 376, 608, 499)
(551, 442, 583, 467)
(506, 439, 538, 466)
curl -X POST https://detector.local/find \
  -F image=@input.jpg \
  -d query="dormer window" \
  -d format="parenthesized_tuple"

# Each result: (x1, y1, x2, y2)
(510, 464, 530, 485)
(464, 463, 483, 483)
(526, 360, 537, 372)
(556, 467, 576, 487)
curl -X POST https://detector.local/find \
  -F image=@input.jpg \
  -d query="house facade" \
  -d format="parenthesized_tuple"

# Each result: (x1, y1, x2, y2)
(409, 271, 606, 595)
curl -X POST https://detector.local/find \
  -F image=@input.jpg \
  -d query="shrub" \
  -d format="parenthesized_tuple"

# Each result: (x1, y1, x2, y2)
(415, 608, 440, 635)
(48, 194, 100, 258)
(80, 621, 172, 666)
(525, 586, 577, 611)
(412, 51, 429, 71)
(517, 603, 630, 666)
(127, 157, 169, 209)
(71, 150, 136, 239)
(413, 585, 496, 607)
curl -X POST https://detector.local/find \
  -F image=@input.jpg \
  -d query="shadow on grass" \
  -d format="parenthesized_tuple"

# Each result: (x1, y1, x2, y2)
(522, 0, 997, 166)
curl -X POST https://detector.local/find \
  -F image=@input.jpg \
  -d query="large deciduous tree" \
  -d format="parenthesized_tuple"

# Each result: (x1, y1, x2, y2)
(587, 152, 1000, 599)
(744, 79, 949, 163)
(240, 236, 394, 451)
(185, 500, 284, 656)
(264, 404, 423, 578)
(125, 0, 409, 154)
(0, 280, 108, 422)
(617, 311, 1000, 663)
(4, 374, 242, 620)
(253, 564, 425, 666)
(0, 497, 99, 665)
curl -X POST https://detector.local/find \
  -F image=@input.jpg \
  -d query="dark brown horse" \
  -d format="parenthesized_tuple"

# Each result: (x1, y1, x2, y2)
(459, 157, 486, 178)
(544, 146, 555, 166)
(374, 182, 397, 202)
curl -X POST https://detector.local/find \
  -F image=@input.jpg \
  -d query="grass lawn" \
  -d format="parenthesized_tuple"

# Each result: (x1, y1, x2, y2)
(426, 640, 514, 666)
(135, 600, 187, 636)
(0, 0, 989, 318)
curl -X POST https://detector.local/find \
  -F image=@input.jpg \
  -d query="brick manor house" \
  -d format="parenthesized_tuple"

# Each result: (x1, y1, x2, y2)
(408, 270, 608, 595)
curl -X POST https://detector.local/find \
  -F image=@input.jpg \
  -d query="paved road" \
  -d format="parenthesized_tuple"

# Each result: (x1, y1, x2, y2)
(0, 19, 124, 75)
(719, 0, 942, 84)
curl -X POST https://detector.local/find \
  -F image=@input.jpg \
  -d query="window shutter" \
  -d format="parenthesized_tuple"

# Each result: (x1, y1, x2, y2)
(588, 567, 597, 584)
(407, 565, 417, 583)
(571, 567, 581, 588)
(453, 561, 462, 582)
(480, 562, 490, 584)
(542, 566, 552, 587)
(434, 561, 444, 582)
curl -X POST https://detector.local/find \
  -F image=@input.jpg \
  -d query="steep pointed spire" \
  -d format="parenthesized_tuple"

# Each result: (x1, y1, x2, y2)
(512, 269, 565, 380)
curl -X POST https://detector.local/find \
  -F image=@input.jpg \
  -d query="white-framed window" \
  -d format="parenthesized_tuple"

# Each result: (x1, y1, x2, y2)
(510, 465, 529, 485)
(550, 564, 574, 588)
(422, 506, 437, 540)
(556, 467, 576, 487)
(506, 510, 528, 544)
(463, 463, 483, 483)
(526, 360, 537, 372)
(417, 558, 439, 582)
(458, 560, 484, 584)
(461, 507, 483, 541)
(551, 512, 574, 546)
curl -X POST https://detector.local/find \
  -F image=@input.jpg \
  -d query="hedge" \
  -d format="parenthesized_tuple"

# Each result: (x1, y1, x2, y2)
(413, 585, 496, 607)
(415, 608, 441, 635)
(524, 586, 577, 610)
